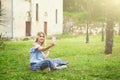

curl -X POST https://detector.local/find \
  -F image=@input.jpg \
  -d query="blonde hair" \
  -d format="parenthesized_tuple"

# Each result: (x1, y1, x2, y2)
(35, 32, 46, 46)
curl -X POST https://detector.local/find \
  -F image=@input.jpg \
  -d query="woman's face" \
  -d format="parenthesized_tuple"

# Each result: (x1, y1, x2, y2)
(38, 33, 45, 43)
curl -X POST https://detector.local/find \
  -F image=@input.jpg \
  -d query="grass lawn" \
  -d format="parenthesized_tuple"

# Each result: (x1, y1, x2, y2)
(0, 35, 120, 80)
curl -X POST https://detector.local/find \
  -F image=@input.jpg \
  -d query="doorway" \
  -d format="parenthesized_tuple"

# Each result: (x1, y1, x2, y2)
(26, 21, 31, 36)
(44, 22, 47, 35)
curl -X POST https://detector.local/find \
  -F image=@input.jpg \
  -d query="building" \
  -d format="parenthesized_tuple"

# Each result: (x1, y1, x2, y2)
(0, 0, 63, 38)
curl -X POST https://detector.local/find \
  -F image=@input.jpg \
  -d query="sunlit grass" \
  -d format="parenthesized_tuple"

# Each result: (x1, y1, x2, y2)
(0, 35, 120, 80)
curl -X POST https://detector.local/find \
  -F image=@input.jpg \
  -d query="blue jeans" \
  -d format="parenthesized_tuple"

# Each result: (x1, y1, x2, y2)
(30, 59, 55, 71)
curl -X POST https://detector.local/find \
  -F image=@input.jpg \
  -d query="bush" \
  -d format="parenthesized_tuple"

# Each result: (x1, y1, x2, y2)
(22, 37, 30, 41)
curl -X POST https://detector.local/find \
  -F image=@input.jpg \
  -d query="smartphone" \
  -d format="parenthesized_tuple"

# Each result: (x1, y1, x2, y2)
(52, 36, 56, 44)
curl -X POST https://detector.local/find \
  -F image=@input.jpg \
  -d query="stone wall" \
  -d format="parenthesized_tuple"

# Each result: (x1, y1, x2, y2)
(63, 17, 120, 35)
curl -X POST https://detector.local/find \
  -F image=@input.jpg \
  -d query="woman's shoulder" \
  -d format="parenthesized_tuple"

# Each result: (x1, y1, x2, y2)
(32, 43, 40, 47)
(30, 43, 40, 52)
(33, 42, 39, 46)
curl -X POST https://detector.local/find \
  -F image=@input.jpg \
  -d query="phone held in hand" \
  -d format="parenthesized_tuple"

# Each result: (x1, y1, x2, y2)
(52, 36, 56, 44)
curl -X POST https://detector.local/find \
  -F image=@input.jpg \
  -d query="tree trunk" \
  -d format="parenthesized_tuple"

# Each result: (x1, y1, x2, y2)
(118, 23, 120, 36)
(86, 21, 89, 43)
(101, 22, 104, 42)
(104, 16, 114, 54)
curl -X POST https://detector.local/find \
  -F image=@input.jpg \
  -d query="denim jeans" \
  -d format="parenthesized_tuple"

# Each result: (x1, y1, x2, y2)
(30, 59, 55, 71)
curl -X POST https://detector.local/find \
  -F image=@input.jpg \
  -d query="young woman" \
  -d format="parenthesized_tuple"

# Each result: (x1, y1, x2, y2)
(30, 32, 68, 71)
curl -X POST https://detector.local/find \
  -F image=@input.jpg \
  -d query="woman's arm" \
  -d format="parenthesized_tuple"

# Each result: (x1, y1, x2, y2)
(37, 42, 55, 51)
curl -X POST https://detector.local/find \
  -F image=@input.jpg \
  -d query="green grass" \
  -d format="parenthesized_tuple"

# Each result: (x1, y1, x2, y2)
(0, 35, 120, 80)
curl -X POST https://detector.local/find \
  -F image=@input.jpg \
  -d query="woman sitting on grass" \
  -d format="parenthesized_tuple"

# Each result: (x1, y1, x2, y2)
(30, 32, 68, 71)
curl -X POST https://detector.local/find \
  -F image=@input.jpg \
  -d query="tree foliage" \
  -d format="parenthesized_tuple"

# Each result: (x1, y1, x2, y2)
(64, 0, 120, 22)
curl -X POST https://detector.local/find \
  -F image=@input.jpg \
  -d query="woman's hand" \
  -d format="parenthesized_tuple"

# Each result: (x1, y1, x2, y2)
(51, 37, 56, 46)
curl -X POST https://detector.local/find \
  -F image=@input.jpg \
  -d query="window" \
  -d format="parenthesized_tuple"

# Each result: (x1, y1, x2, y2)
(36, 3, 38, 21)
(55, 9, 58, 24)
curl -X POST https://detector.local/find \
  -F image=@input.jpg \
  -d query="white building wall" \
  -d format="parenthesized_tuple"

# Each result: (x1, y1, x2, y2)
(13, 0, 30, 37)
(30, 0, 41, 36)
(31, 0, 63, 36)
(43, 0, 63, 35)
(0, 0, 63, 38)
(0, 0, 12, 37)
(50, 0, 63, 35)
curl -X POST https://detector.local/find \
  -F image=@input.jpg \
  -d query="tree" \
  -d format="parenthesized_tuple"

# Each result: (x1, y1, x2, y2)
(85, 0, 91, 43)
(104, 0, 120, 54)
(105, 14, 114, 54)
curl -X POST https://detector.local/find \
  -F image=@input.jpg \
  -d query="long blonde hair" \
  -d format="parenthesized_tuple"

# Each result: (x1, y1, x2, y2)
(35, 32, 46, 46)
